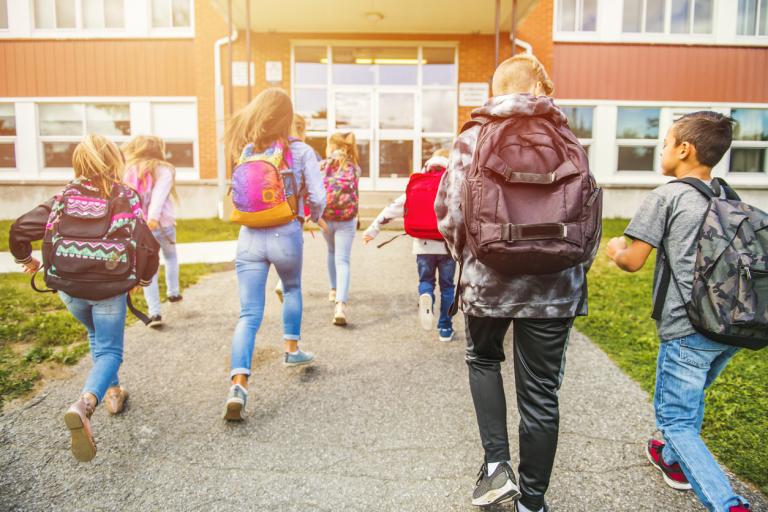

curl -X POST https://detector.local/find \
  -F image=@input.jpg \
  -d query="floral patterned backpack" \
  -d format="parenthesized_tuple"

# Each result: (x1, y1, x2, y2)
(322, 159, 359, 222)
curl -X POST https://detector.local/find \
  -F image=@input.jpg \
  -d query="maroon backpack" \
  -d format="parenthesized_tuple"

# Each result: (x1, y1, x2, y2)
(460, 111, 602, 275)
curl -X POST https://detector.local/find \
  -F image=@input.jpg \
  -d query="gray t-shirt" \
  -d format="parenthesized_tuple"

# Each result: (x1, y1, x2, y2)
(624, 180, 716, 341)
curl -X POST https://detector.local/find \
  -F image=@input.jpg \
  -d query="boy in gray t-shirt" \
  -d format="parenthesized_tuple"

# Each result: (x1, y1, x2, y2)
(606, 112, 750, 512)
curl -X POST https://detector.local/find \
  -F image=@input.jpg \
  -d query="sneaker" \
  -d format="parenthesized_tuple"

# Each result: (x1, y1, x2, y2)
(103, 386, 129, 415)
(275, 283, 284, 303)
(147, 315, 163, 328)
(645, 439, 692, 491)
(284, 350, 315, 367)
(328, 289, 336, 303)
(472, 462, 522, 506)
(438, 328, 454, 342)
(63, 395, 97, 462)
(167, 295, 183, 303)
(222, 384, 248, 421)
(516, 502, 550, 512)
(419, 293, 434, 331)
(333, 302, 347, 326)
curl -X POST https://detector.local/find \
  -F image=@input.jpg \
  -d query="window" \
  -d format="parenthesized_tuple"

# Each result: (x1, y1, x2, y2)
(151, 0, 191, 28)
(562, 106, 594, 154)
(35, 0, 125, 29)
(557, 0, 598, 32)
(616, 107, 660, 172)
(0, 0, 8, 29)
(622, 0, 713, 34)
(730, 109, 768, 174)
(38, 103, 130, 169)
(737, 0, 768, 36)
(422, 48, 456, 86)
(0, 104, 16, 169)
(151, 102, 197, 170)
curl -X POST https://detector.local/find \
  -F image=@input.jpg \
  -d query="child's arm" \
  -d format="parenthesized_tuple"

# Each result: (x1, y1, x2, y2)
(363, 194, 405, 244)
(606, 236, 654, 272)
(302, 149, 326, 223)
(147, 166, 173, 229)
(9, 199, 54, 273)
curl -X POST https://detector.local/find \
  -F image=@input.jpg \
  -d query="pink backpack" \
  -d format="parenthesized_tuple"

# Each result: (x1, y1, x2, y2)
(322, 159, 359, 222)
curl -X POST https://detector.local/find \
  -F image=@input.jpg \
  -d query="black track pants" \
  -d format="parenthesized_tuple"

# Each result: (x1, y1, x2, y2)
(465, 314, 574, 511)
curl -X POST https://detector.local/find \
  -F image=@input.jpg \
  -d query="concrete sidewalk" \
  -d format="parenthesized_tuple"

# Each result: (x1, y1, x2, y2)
(0, 233, 764, 511)
(0, 240, 238, 273)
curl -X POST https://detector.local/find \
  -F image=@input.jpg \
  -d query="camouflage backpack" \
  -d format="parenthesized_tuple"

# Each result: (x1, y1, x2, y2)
(652, 177, 768, 350)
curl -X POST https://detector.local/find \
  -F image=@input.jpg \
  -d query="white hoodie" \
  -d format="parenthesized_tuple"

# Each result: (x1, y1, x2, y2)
(364, 155, 449, 255)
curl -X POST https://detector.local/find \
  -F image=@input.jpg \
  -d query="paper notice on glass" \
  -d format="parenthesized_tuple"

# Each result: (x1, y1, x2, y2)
(459, 82, 490, 107)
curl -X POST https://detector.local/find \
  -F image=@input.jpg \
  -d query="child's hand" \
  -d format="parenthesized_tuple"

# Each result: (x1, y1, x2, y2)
(147, 219, 160, 230)
(21, 258, 41, 274)
(363, 234, 374, 245)
(606, 236, 628, 262)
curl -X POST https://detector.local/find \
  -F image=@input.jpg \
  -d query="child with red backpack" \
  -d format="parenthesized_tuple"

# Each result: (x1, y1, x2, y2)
(9, 135, 160, 462)
(321, 132, 361, 326)
(363, 149, 456, 342)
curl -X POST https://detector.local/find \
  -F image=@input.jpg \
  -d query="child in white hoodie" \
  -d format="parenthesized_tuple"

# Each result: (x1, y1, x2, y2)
(363, 150, 456, 341)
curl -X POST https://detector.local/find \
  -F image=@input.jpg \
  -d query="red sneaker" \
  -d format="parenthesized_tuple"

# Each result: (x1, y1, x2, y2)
(645, 439, 692, 491)
(729, 505, 750, 511)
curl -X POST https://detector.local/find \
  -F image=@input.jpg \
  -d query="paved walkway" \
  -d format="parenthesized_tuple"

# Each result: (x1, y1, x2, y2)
(0, 234, 764, 511)
(0, 240, 238, 273)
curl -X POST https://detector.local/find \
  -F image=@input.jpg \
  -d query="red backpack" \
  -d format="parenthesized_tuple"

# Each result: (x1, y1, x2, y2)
(404, 170, 445, 241)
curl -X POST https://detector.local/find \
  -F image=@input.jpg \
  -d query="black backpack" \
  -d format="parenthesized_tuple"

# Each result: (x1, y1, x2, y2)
(33, 180, 160, 323)
(653, 178, 768, 350)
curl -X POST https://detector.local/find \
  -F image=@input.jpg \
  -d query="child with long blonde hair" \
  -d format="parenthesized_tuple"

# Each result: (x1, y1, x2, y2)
(122, 135, 181, 328)
(320, 132, 361, 326)
(222, 88, 326, 421)
(9, 134, 159, 462)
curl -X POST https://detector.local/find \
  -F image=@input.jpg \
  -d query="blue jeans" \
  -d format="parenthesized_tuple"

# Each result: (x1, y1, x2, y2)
(145, 225, 180, 316)
(322, 219, 356, 303)
(416, 254, 456, 330)
(230, 221, 304, 378)
(59, 291, 127, 403)
(655, 333, 747, 512)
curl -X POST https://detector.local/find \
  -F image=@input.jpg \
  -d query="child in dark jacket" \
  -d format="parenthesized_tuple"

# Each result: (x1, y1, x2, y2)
(9, 135, 159, 463)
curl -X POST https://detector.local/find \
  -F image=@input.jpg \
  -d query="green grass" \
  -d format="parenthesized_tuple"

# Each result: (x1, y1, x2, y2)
(0, 262, 232, 410)
(576, 218, 768, 494)
(1, 218, 240, 252)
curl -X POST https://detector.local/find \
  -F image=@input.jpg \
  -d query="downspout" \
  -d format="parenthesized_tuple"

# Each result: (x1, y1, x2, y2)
(512, 37, 533, 54)
(214, 29, 239, 219)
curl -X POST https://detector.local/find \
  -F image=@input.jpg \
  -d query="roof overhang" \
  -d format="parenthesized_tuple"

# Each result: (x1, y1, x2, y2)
(208, 0, 540, 34)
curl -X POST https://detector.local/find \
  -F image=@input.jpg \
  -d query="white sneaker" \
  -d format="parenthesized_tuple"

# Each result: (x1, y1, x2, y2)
(328, 289, 336, 303)
(333, 302, 347, 326)
(419, 293, 434, 331)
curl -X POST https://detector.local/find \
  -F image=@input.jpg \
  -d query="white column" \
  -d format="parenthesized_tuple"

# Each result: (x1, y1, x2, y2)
(714, 0, 737, 44)
(14, 102, 40, 179)
(7, 0, 33, 37)
(125, 0, 150, 36)
(598, 0, 623, 40)
(591, 104, 617, 184)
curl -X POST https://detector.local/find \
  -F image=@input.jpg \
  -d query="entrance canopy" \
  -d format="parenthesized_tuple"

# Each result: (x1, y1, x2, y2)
(209, 0, 540, 34)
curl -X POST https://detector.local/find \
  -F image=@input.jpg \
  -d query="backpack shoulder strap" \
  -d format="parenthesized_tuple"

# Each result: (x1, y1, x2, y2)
(460, 114, 494, 134)
(672, 177, 716, 199)
(713, 177, 741, 201)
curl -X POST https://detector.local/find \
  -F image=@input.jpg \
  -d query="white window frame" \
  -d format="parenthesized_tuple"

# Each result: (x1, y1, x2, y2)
(554, 0, 768, 46)
(615, 106, 662, 175)
(736, 0, 768, 38)
(729, 107, 768, 175)
(149, 101, 199, 180)
(37, 101, 132, 173)
(554, 0, 599, 34)
(149, 0, 194, 36)
(0, 103, 17, 171)
(0, 0, 193, 39)
(291, 41, 458, 192)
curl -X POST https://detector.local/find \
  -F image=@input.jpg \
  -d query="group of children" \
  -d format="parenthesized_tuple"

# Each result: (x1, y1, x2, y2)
(8, 51, 761, 512)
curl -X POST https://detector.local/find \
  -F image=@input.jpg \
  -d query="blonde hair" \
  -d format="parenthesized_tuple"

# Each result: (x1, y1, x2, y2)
(492, 54, 554, 97)
(291, 114, 307, 141)
(224, 87, 293, 162)
(72, 134, 125, 198)
(432, 148, 450, 158)
(326, 132, 359, 170)
(121, 135, 178, 201)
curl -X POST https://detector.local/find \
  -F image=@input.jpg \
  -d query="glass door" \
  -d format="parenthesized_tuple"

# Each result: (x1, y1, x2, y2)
(376, 90, 417, 190)
(332, 89, 373, 188)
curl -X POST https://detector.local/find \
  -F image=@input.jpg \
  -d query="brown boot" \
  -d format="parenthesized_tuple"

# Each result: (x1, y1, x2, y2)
(63, 395, 97, 462)
(104, 386, 129, 415)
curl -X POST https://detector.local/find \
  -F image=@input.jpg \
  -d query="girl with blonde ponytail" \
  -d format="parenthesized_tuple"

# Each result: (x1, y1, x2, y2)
(9, 134, 160, 462)
(320, 131, 361, 326)
(221, 88, 327, 422)
(122, 135, 181, 327)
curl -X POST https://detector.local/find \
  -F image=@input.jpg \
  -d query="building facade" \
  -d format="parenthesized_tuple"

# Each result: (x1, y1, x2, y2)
(0, 0, 766, 219)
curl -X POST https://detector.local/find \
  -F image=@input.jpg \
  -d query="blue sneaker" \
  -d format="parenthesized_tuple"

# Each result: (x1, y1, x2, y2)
(438, 328, 454, 342)
(284, 349, 315, 367)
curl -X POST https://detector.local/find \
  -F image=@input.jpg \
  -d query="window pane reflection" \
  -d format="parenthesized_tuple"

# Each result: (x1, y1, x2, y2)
(165, 142, 194, 167)
(44, 142, 78, 167)
(421, 137, 452, 166)
(295, 46, 327, 85)
(617, 108, 659, 139)
(618, 146, 656, 171)
(379, 93, 414, 129)
(86, 104, 130, 136)
(562, 106, 594, 139)
(295, 89, 328, 131)
(422, 90, 455, 133)
(423, 47, 455, 85)
(0, 143, 15, 168)
(380, 140, 413, 178)
(732, 109, 768, 141)
(40, 104, 84, 136)
(730, 148, 767, 173)
(335, 92, 370, 129)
